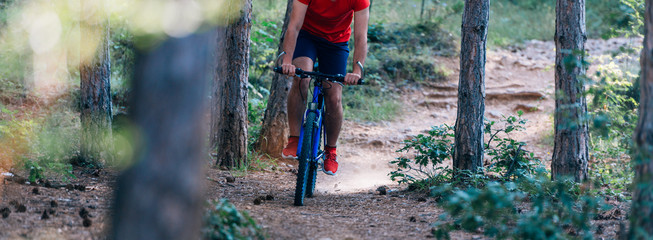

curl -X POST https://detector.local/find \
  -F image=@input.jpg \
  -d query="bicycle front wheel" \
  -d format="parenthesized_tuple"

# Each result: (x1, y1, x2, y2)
(305, 123, 323, 198)
(305, 157, 318, 198)
(294, 111, 317, 206)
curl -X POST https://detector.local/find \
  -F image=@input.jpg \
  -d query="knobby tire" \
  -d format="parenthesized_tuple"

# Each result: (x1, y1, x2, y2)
(305, 142, 319, 198)
(294, 111, 316, 206)
(306, 114, 322, 198)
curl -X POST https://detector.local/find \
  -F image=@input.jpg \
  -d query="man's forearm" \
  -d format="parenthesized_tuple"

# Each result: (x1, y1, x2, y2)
(282, 28, 300, 64)
(352, 40, 367, 74)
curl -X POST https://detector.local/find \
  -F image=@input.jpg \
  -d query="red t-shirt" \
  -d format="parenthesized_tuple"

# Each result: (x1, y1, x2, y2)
(297, 0, 370, 43)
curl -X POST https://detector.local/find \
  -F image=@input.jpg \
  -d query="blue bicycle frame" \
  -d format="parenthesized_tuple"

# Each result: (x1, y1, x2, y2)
(296, 80, 326, 167)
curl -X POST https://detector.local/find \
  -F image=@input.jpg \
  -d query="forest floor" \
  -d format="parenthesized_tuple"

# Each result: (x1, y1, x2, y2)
(0, 38, 639, 239)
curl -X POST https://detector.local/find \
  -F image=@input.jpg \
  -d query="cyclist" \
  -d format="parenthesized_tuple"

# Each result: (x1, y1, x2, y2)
(280, 0, 370, 176)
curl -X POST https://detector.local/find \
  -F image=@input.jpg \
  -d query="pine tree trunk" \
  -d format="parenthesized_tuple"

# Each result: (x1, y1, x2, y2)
(255, 0, 294, 158)
(111, 32, 214, 240)
(79, 13, 112, 166)
(420, 0, 426, 21)
(551, 0, 589, 182)
(453, 0, 489, 174)
(630, 0, 653, 236)
(211, 0, 252, 169)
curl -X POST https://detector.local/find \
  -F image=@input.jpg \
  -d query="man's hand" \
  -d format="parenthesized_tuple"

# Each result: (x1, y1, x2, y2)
(344, 73, 361, 85)
(281, 62, 296, 76)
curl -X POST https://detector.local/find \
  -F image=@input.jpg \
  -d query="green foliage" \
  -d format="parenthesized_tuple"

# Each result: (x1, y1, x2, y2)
(368, 22, 456, 56)
(389, 113, 614, 239)
(0, 105, 78, 182)
(390, 112, 543, 190)
(485, 111, 542, 180)
(366, 0, 640, 46)
(110, 26, 135, 111)
(202, 199, 266, 240)
(378, 54, 450, 85)
(22, 158, 74, 183)
(486, 0, 556, 46)
(390, 124, 454, 191)
(367, 0, 456, 25)
(587, 51, 640, 159)
(249, 19, 281, 89)
(246, 150, 276, 172)
(0, 107, 36, 170)
(0, 4, 30, 102)
(342, 85, 401, 122)
(35, 110, 81, 162)
(586, 0, 641, 38)
(248, 0, 287, 92)
(29, 108, 79, 180)
(432, 177, 611, 240)
(366, 22, 455, 86)
(430, 0, 641, 46)
(247, 84, 269, 151)
(610, 0, 644, 38)
(589, 159, 633, 201)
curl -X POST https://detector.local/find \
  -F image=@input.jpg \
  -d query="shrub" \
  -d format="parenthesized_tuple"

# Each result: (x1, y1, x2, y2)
(390, 124, 454, 191)
(202, 199, 265, 240)
(432, 177, 610, 240)
(587, 49, 640, 158)
(366, 22, 455, 86)
(485, 111, 542, 180)
(390, 112, 543, 190)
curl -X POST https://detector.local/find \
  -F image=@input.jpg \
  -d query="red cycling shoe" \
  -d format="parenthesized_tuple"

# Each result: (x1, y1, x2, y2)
(323, 146, 338, 175)
(282, 137, 299, 159)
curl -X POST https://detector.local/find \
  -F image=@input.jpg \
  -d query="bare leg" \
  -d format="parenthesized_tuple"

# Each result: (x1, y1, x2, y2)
(322, 82, 343, 147)
(287, 57, 313, 137)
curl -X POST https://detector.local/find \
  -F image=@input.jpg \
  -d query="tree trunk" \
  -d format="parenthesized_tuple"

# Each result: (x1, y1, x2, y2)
(255, 0, 294, 158)
(630, 0, 653, 236)
(211, 0, 252, 169)
(551, 0, 589, 182)
(79, 9, 112, 167)
(420, 0, 426, 21)
(453, 0, 489, 174)
(111, 32, 214, 240)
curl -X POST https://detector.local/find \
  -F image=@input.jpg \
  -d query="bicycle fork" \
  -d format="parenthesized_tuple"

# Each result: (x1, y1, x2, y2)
(296, 87, 325, 167)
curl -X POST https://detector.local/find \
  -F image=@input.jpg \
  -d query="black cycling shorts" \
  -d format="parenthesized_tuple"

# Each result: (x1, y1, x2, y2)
(293, 30, 350, 76)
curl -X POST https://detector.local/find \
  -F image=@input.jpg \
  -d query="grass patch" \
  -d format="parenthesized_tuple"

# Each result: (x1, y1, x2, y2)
(431, 0, 638, 47)
(366, 22, 456, 86)
(343, 85, 401, 122)
(486, 0, 556, 46)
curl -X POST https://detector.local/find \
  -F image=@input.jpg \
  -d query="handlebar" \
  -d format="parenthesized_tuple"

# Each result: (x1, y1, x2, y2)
(273, 52, 365, 85)
(273, 67, 364, 85)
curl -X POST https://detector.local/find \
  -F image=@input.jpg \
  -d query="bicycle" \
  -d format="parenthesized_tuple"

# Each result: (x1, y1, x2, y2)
(273, 52, 364, 206)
